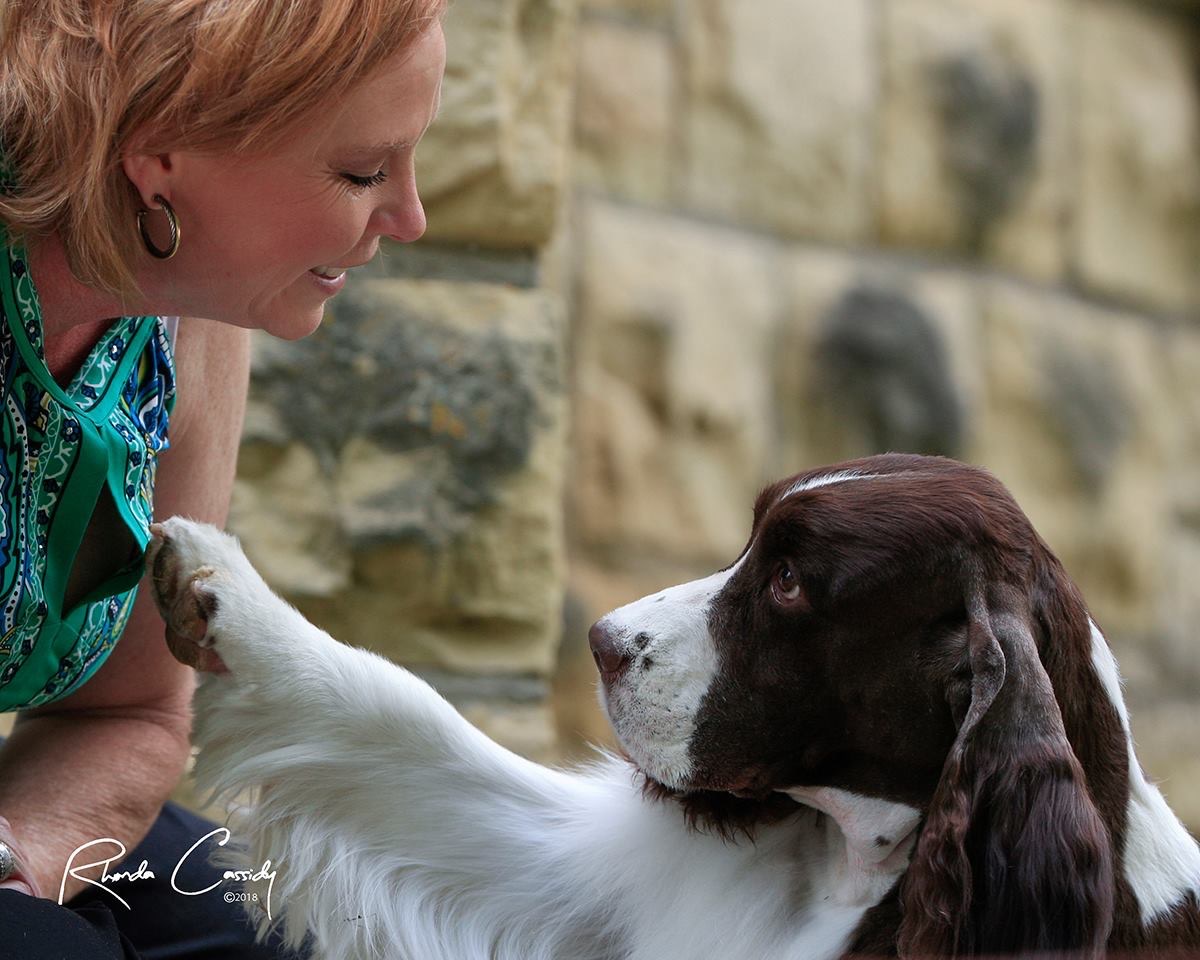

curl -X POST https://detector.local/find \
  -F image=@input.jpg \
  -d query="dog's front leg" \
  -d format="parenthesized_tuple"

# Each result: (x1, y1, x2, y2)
(148, 518, 630, 960)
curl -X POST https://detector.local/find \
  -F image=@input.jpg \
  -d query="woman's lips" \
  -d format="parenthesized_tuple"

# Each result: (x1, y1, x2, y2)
(310, 266, 347, 281)
(308, 268, 347, 295)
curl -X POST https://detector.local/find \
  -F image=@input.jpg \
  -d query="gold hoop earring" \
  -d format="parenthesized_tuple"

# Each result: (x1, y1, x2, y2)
(137, 194, 181, 260)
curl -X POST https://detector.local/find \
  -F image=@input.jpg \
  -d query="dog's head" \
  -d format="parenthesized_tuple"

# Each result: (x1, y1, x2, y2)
(591, 453, 1117, 955)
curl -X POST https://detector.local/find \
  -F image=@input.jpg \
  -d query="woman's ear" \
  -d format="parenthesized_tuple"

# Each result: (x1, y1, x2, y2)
(121, 150, 175, 209)
(898, 579, 1114, 958)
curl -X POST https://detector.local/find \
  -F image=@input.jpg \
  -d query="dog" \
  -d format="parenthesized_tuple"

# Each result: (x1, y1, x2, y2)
(148, 453, 1200, 959)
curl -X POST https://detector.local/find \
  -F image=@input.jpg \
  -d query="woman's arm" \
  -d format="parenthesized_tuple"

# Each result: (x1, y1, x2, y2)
(0, 318, 251, 900)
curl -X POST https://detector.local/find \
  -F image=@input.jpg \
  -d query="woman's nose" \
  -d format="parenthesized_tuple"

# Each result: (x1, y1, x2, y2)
(373, 172, 427, 244)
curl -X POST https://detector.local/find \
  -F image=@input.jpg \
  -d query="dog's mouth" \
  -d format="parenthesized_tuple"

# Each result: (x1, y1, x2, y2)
(696, 765, 775, 799)
(605, 729, 689, 793)
(615, 736, 776, 801)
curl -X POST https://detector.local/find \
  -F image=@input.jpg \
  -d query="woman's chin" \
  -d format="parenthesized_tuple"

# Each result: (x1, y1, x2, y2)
(270, 315, 324, 340)
(256, 303, 327, 341)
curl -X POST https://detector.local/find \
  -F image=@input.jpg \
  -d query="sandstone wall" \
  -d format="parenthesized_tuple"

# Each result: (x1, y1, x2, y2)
(229, 0, 577, 762)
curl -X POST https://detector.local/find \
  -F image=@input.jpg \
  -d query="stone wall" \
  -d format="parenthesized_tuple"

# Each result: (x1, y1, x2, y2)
(229, 0, 577, 763)
(564, 0, 1200, 828)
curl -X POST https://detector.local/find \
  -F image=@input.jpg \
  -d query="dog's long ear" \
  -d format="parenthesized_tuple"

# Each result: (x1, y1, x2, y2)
(898, 574, 1114, 958)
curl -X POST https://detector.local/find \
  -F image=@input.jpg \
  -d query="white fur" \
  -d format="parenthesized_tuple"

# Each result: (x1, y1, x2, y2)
(589, 562, 740, 789)
(782, 787, 920, 905)
(1088, 620, 1200, 923)
(782, 471, 883, 500)
(155, 519, 881, 960)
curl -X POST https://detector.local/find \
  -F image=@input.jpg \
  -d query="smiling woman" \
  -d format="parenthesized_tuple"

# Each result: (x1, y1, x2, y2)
(0, 0, 445, 957)
(1, 0, 446, 340)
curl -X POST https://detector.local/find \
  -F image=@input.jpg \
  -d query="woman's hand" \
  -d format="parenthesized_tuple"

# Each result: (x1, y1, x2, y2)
(0, 815, 44, 898)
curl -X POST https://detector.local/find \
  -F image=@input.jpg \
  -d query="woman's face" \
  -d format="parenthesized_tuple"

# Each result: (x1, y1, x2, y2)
(141, 23, 446, 339)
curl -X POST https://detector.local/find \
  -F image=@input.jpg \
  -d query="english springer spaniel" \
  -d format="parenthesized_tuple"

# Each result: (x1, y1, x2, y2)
(149, 454, 1200, 959)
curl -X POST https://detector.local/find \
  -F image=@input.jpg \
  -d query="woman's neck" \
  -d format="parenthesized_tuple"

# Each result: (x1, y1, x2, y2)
(25, 233, 154, 337)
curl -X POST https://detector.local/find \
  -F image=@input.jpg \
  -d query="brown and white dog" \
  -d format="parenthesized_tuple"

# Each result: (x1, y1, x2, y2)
(150, 454, 1200, 960)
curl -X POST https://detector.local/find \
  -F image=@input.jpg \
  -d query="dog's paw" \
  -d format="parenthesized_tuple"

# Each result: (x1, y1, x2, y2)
(147, 517, 257, 674)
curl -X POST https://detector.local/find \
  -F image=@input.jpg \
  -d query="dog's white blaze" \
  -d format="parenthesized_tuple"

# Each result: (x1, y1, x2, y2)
(1089, 621, 1200, 923)
(783, 471, 883, 500)
(595, 558, 745, 788)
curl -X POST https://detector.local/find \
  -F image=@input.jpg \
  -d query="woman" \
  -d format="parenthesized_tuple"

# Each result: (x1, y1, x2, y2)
(0, 0, 446, 955)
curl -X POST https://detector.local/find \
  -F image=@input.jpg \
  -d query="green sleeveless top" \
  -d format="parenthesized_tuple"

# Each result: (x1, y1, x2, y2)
(0, 226, 176, 710)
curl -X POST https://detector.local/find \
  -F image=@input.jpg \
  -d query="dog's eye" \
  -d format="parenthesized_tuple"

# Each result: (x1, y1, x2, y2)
(771, 564, 804, 606)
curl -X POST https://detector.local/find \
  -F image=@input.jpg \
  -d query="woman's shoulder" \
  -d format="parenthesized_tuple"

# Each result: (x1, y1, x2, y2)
(166, 318, 251, 444)
(171, 316, 252, 373)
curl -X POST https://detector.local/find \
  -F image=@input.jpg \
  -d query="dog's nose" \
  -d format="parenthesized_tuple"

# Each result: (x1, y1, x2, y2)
(588, 619, 631, 681)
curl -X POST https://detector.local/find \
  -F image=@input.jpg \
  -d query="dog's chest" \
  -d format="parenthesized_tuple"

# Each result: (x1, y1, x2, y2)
(613, 808, 896, 960)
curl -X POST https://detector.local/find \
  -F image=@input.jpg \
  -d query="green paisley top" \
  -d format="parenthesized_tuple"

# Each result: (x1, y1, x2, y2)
(0, 225, 176, 710)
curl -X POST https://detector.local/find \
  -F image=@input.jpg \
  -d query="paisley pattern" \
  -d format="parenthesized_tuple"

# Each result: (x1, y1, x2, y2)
(0, 234, 175, 710)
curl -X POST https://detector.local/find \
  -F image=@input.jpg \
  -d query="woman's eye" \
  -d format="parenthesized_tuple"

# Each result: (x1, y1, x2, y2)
(771, 564, 804, 606)
(341, 170, 389, 190)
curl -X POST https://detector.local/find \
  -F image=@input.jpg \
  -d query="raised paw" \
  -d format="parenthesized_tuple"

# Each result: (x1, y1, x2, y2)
(147, 518, 249, 674)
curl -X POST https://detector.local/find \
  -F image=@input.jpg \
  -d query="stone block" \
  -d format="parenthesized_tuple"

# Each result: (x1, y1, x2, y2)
(231, 277, 567, 676)
(1123, 699, 1200, 835)
(879, 0, 1072, 281)
(1074, 4, 1200, 314)
(575, 18, 675, 204)
(976, 281, 1176, 655)
(572, 200, 778, 565)
(459, 700, 559, 763)
(1158, 522, 1200, 694)
(232, 439, 349, 597)
(418, 0, 578, 248)
(774, 249, 983, 472)
(1165, 329, 1200, 516)
(581, 0, 673, 23)
(1154, 329, 1200, 691)
(683, 0, 874, 242)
